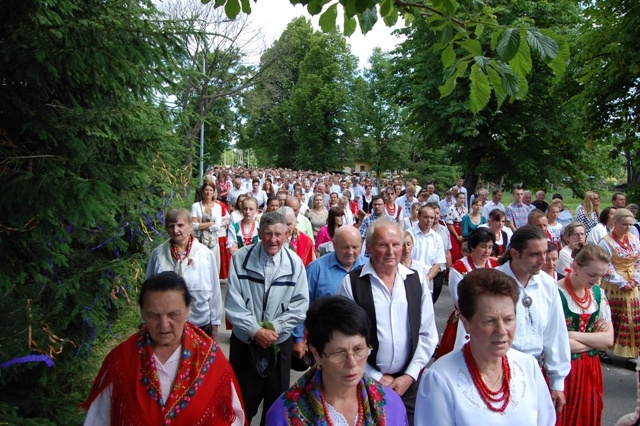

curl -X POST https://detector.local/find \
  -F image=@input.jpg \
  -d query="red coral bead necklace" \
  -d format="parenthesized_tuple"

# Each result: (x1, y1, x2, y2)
(462, 343, 511, 413)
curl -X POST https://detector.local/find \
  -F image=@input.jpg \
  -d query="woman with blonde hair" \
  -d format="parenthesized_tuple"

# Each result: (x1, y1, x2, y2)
(598, 208, 640, 363)
(576, 191, 601, 235)
(556, 243, 613, 425)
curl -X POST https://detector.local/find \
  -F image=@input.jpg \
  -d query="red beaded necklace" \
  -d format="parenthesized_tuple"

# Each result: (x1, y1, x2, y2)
(321, 389, 364, 426)
(241, 220, 256, 246)
(612, 230, 631, 250)
(385, 203, 397, 217)
(564, 272, 592, 311)
(462, 343, 511, 413)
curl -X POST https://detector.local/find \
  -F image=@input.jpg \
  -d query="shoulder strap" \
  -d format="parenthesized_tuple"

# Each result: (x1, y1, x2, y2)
(348, 266, 379, 370)
(404, 271, 423, 365)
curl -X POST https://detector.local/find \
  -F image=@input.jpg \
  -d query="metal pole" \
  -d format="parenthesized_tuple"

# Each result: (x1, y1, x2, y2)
(199, 49, 205, 186)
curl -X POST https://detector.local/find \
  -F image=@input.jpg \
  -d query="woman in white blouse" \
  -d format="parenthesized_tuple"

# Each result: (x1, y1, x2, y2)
(416, 268, 555, 426)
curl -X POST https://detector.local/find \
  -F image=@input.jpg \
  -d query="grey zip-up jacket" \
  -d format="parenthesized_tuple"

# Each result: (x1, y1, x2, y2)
(224, 243, 309, 344)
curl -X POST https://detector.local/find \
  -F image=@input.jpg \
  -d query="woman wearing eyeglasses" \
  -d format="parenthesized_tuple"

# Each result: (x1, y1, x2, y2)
(266, 296, 408, 425)
(556, 223, 587, 279)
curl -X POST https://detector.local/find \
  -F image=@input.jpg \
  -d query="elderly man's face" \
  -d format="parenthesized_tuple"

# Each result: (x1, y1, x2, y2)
(286, 197, 301, 216)
(523, 192, 532, 205)
(333, 228, 362, 269)
(368, 224, 403, 271)
(260, 223, 287, 256)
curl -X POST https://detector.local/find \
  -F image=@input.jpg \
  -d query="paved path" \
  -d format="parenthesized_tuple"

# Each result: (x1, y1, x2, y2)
(217, 281, 636, 425)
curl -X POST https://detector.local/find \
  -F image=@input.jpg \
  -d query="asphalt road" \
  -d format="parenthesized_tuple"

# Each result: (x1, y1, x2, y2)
(217, 281, 637, 425)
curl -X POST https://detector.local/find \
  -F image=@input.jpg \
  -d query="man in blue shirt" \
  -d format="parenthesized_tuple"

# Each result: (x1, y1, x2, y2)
(291, 225, 367, 358)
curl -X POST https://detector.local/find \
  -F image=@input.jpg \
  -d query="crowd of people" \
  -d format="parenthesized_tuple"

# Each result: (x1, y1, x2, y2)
(83, 165, 640, 425)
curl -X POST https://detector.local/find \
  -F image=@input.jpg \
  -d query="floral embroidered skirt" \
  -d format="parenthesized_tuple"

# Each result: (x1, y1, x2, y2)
(601, 281, 640, 358)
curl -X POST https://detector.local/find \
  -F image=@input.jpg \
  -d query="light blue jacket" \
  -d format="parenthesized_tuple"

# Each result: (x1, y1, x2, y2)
(224, 243, 309, 344)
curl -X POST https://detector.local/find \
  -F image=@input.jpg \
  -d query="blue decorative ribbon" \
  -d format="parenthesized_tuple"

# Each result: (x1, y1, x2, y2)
(0, 355, 54, 369)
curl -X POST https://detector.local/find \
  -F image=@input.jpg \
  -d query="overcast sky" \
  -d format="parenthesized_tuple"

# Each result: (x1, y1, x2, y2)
(248, 0, 404, 68)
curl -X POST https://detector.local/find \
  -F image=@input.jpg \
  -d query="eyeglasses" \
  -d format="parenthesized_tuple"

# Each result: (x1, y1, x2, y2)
(570, 233, 586, 237)
(323, 346, 372, 365)
(592, 197, 600, 200)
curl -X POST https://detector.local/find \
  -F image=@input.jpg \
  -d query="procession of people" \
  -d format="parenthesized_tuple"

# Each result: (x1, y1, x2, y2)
(83, 166, 639, 425)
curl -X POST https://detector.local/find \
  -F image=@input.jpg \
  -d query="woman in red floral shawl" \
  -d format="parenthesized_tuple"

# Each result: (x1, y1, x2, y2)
(82, 272, 245, 425)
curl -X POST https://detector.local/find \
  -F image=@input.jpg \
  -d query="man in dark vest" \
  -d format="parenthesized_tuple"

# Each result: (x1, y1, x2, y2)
(337, 216, 438, 425)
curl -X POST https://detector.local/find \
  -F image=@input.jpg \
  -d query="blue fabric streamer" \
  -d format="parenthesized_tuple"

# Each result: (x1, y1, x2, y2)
(0, 355, 54, 369)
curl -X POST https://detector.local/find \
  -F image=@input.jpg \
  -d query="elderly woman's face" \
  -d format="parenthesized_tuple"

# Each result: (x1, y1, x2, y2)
(285, 215, 296, 235)
(166, 215, 191, 247)
(461, 295, 516, 360)
(312, 332, 368, 391)
(141, 290, 189, 351)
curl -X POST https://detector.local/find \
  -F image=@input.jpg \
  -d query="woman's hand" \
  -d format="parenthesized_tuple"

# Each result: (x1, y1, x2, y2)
(621, 282, 634, 292)
(456, 235, 463, 242)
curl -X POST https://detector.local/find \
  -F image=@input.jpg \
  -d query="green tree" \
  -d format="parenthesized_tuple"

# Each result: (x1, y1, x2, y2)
(160, 0, 263, 171)
(240, 18, 357, 170)
(0, 0, 190, 421)
(393, 0, 584, 192)
(572, 0, 639, 196)
(208, 0, 568, 113)
(349, 48, 410, 175)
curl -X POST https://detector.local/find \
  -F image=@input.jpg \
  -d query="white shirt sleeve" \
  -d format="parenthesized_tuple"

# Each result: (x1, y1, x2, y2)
(543, 288, 571, 391)
(448, 266, 464, 306)
(230, 383, 245, 426)
(415, 369, 455, 426)
(84, 386, 111, 426)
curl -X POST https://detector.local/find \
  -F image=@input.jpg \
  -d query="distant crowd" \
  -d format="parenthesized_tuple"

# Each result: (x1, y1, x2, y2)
(83, 164, 640, 426)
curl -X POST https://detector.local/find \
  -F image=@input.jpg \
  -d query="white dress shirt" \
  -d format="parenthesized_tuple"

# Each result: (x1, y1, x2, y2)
(408, 225, 446, 271)
(497, 262, 571, 391)
(481, 200, 506, 220)
(337, 262, 438, 381)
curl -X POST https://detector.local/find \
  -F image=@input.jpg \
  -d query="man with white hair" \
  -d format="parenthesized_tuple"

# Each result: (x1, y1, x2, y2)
(532, 190, 549, 212)
(338, 217, 438, 425)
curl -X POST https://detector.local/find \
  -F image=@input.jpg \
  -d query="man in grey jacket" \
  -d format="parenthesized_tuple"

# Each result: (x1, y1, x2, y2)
(225, 212, 309, 426)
